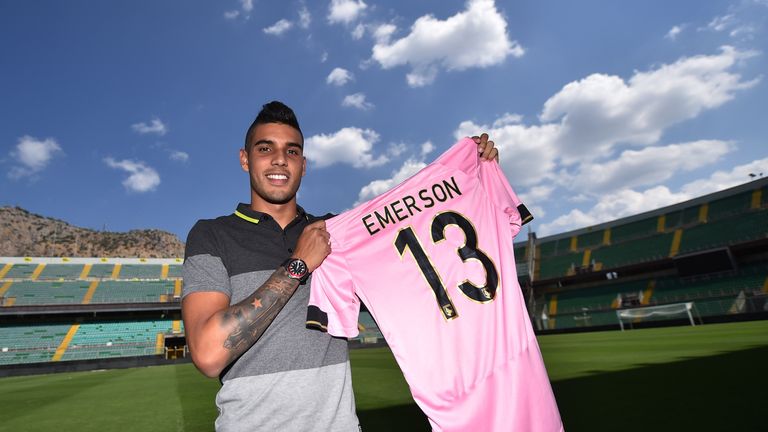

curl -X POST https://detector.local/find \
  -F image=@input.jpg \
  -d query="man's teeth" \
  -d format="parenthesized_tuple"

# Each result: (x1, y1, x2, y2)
(267, 174, 288, 180)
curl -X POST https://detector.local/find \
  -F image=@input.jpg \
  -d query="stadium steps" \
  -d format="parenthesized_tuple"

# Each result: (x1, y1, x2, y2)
(52, 324, 81, 361)
(669, 229, 683, 257)
(30, 264, 46, 280)
(79, 264, 92, 279)
(111, 264, 122, 279)
(82, 281, 100, 304)
(1, 281, 12, 300)
(0, 263, 12, 279)
(155, 333, 165, 355)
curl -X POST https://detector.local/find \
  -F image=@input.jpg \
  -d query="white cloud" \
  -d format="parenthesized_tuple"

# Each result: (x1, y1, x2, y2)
(373, 23, 397, 44)
(492, 112, 523, 127)
(452, 46, 758, 216)
(570, 140, 734, 193)
(666, 25, 684, 40)
(7, 136, 62, 179)
(421, 141, 435, 157)
(519, 185, 554, 204)
(352, 23, 365, 39)
(240, 0, 253, 12)
(131, 118, 167, 136)
(264, 19, 293, 36)
(298, 6, 311, 28)
(681, 157, 768, 196)
(170, 151, 189, 163)
(540, 46, 758, 164)
(455, 119, 561, 187)
(224, 0, 253, 20)
(304, 127, 387, 168)
(539, 186, 691, 236)
(342, 92, 374, 110)
(326, 67, 353, 86)
(355, 158, 427, 205)
(371, 0, 523, 87)
(708, 14, 736, 32)
(320, 52, 329, 63)
(328, 0, 367, 25)
(104, 157, 160, 193)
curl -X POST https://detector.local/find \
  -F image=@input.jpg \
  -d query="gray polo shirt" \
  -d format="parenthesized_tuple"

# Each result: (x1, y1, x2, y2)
(183, 203, 360, 432)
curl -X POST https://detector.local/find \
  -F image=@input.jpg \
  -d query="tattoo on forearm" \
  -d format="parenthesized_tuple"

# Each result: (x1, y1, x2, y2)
(220, 267, 299, 357)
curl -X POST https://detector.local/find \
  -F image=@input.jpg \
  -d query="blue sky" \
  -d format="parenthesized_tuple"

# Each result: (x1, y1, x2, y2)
(1, 0, 766, 241)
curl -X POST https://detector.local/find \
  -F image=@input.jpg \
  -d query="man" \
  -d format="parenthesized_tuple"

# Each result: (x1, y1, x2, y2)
(182, 101, 498, 431)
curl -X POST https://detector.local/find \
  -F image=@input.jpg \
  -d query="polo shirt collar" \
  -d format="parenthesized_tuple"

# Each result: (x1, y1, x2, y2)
(234, 203, 308, 226)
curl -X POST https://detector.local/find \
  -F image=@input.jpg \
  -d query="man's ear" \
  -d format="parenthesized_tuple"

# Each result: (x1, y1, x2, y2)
(302, 156, 306, 177)
(239, 148, 249, 172)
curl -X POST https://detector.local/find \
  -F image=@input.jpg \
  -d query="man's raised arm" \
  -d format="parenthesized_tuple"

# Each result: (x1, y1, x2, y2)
(182, 220, 330, 378)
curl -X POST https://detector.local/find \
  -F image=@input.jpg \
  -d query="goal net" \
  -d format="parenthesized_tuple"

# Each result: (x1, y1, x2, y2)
(616, 302, 700, 331)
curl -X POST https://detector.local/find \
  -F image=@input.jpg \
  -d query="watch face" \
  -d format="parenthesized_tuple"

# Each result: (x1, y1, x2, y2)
(288, 259, 307, 278)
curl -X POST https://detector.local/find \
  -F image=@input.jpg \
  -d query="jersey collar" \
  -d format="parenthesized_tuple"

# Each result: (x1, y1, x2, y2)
(234, 203, 308, 226)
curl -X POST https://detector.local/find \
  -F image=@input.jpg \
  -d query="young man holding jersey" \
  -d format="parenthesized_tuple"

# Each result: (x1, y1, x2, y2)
(181, 101, 498, 431)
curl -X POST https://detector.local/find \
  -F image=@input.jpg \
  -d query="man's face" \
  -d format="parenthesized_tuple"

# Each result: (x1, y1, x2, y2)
(240, 122, 306, 207)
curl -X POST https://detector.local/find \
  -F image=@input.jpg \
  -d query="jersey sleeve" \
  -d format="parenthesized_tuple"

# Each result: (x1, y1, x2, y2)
(306, 240, 361, 338)
(182, 220, 232, 299)
(479, 157, 533, 238)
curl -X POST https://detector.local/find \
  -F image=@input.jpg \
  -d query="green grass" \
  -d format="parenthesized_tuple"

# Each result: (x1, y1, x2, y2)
(0, 320, 766, 431)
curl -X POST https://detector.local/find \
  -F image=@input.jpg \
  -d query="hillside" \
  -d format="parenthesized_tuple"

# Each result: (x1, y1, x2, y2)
(0, 206, 184, 258)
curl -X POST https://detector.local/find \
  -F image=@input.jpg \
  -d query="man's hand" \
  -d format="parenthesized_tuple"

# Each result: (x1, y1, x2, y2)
(471, 133, 499, 162)
(292, 220, 331, 272)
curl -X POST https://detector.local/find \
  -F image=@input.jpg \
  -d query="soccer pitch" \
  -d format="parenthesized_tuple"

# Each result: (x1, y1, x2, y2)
(1, 320, 766, 431)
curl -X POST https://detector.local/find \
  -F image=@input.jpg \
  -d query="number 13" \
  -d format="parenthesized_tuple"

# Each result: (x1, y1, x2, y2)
(394, 211, 499, 320)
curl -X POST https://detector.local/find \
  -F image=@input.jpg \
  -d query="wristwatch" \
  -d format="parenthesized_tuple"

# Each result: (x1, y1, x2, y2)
(282, 257, 309, 283)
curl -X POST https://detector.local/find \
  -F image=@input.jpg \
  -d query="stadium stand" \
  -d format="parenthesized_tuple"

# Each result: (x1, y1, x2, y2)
(527, 177, 768, 332)
(1, 178, 765, 373)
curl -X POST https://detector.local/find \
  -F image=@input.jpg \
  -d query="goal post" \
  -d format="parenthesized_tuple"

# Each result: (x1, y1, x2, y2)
(616, 302, 700, 331)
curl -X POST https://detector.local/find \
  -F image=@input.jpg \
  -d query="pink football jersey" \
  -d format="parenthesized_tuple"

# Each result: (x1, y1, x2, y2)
(307, 138, 563, 431)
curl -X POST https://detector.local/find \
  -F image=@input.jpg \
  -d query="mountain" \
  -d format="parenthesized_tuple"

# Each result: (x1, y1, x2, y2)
(0, 206, 184, 258)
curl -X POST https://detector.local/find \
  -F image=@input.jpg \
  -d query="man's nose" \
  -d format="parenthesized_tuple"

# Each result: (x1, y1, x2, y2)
(271, 150, 287, 166)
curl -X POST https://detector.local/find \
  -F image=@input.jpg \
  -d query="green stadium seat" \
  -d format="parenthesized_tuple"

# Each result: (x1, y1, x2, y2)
(591, 232, 674, 270)
(3, 263, 39, 279)
(118, 264, 162, 279)
(88, 263, 116, 279)
(611, 217, 658, 244)
(678, 210, 767, 254)
(37, 264, 85, 280)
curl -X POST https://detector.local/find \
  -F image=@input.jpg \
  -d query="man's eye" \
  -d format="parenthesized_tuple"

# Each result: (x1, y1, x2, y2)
(288, 149, 301, 155)
(257, 146, 270, 152)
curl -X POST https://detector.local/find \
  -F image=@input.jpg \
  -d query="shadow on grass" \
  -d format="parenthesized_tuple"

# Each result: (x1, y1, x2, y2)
(553, 346, 768, 432)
